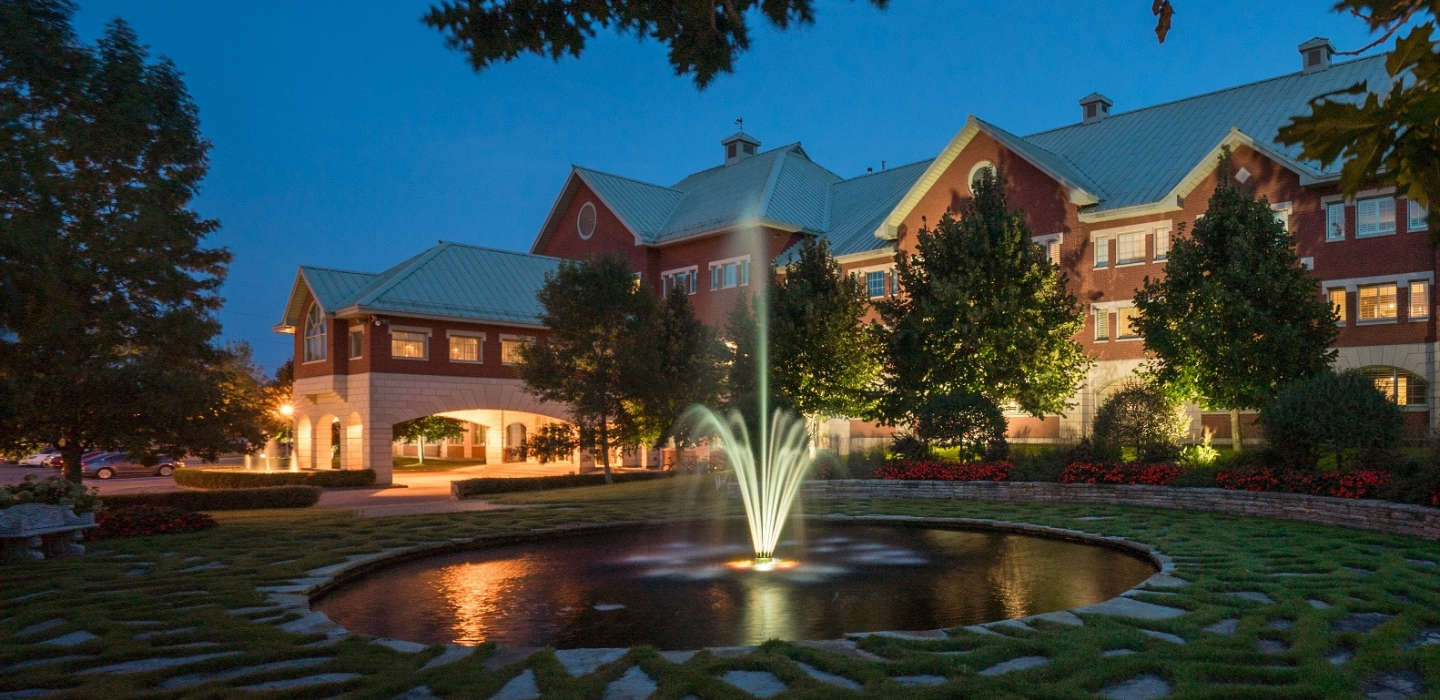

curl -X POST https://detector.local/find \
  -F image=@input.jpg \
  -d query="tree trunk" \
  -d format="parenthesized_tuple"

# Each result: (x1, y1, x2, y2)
(417, 437, 425, 464)
(1229, 409, 1243, 455)
(599, 418, 613, 484)
(60, 440, 85, 484)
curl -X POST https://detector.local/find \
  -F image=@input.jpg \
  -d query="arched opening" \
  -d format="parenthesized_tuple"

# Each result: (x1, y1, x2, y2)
(329, 416, 341, 469)
(1361, 366, 1429, 407)
(504, 423, 526, 463)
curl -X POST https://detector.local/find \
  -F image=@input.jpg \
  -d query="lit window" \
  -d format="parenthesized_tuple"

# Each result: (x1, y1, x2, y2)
(1154, 227, 1170, 261)
(1411, 200, 1430, 231)
(1364, 367, 1429, 406)
(709, 258, 750, 290)
(501, 337, 531, 365)
(449, 335, 480, 363)
(1410, 281, 1430, 319)
(892, 270, 902, 296)
(391, 330, 428, 359)
(866, 271, 886, 298)
(662, 269, 697, 297)
(1116, 232, 1144, 265)
(1117, 306, 1140, 339)
(1358, 283, 1398, 321)
(1356, 196, 1396, 237)
(1093, 308, 1110, 341)
(1048, 240, 1061, 264)
(1325, 201, 1345, 241)
(348, 327, 364, 359)
(1328, 288, 1347, 324)
(1094, 237, 1110, 268)
(304, 304, 327, 362)
(1272, 204, 1291, 232)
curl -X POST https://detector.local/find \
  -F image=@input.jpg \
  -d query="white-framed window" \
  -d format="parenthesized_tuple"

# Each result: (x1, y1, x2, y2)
(303, 304, 327, 362)
(1358, 283, 1398, 321)
(1410, 280, 1430, 320)
(1363, 366, 1429, 407)
(967, 160, 994, 195)
(348, 327, 364, 360)
(709, 256, 750, 290)
(390, 329, 429, 359)
(1357, 196, 1396, 237)
(1325, 201, 1346, 241)
(501, 335, 532, 365)
(1093, 308, 1110, 341)
(1328, 288, 1348, 324)
(576, 201, 596, 240)
(1093, 236, 1110, 269)
(661, 267, 698, 297)
(448, 332, 483, 363)
(865, 271, 886, 299)
(1153, 227, 1170, 261)
(1117, 306, 1141, 340)
(1116, 232, 1144, 265)
(1272, 202, 1292, 232)
(1411, 200, 1430, 231)
(1032, 233, 1063, 265)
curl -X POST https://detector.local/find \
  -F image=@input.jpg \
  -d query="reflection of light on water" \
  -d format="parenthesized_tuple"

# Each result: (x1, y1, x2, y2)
(726, 558, 798, 571)
(437, 557, 535, 645)
(738, 572, 800, 644)
(988, 538, 1038, 620)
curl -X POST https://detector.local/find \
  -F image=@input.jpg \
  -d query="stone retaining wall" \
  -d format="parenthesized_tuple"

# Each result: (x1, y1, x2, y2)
(776, 481, 1440, 540)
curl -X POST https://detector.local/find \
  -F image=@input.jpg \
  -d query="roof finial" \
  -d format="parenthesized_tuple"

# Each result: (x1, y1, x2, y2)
(735, 117, 744, 133)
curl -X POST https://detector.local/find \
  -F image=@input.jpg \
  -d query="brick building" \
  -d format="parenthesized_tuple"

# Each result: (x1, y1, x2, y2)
(278, 39, 1433, 484)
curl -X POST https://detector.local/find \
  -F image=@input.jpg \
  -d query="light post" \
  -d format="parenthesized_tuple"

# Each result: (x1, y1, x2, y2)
(279, 403, 295, 472)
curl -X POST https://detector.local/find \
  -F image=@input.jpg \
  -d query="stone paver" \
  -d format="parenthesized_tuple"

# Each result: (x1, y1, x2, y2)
(1327, 649, 1354, 665)
(1308, 599, 1331, 609)
(658, 651, 695, 664)
(1202, 619, 1239, 636)
(1025, 611, 1083, 626)
(1075, 597, 1187, 620)
(1266, 619, 1294, 630)
(795, 661, 862, 690)
(177, 562, 226, 573)
(1257, 639, 1288, 655)
(0, 690, 58, 699)
(792, 639, 884, 661)
(9, 590, 58, 603)
(1362, 670, 1424, 700)
(392, 686, 439, 700)
(601, 666, 658, 700)
(1402, 629, 1440, 650)
(1102, 649, 1136, 658)
(134, 627, 195, 640)
(78, 651, 241, 674)
(978, 656, 1048, 676)
(1405, 559, 1436, 568)
(40, 631, 96, 647)
(239, 672, 360, 691)
(1098, 674, 1172, 700)
(15, 620, 65, 637)
(0, 656, 91, 673)
(1139, 630, 1185, 645)
(373, 638, 428, 653)
(1331, 613, 1393, 634)
(157, 657, 330, 690)
(226, 606, 280, 616)
(892, 675, 947, 686)
(719, 670, 788, 698)
(1143, 574, 1189, 588)
(421, 644, 476, 670)
(554, 648, 626, 677)
(1227, 592, 1275, 604)
(489, 669, 540, 700)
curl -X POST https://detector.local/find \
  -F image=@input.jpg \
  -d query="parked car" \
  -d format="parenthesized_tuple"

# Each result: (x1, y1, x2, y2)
(42, 450, 107, 469)
(81, 453, 184, 479)
(19, 447, 59, 466)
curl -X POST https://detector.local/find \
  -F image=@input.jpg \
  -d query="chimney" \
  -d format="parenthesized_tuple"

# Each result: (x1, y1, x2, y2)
(721, 131, 760, 166)
(1299, 37, 1334, 74)
(1079, 93, 1113, 125)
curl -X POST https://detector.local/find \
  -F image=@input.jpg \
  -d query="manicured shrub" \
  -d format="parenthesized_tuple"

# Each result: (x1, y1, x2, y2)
(173, 468, 375, 489)
(1215, 467, 1395, 499)
(1059, 462, 1181, 486)
(87, 505, 216, 539)
(1091, 381, 1188, 462)
(451, 471, 673, 498)
(875, 460, 1012, 481)
(1258, 370, 1403, 469)
(103, 486, 321, 511)
(912, 391, 1007, 460)
(0, 475, 100, 513)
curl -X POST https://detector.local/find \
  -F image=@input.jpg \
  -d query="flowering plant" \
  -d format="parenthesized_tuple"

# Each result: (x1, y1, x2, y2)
(1059, 462, 1181, 486)
(86, 505, 216, 540)
(1215, 467, 1394, 500)
(876, 460, 1012, 481)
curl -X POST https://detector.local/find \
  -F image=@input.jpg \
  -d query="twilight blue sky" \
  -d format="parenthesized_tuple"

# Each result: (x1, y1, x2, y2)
(74, 1, 1383, 372)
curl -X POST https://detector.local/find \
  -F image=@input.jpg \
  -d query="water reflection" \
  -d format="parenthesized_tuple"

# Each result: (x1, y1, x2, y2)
(316, 522, 1155, 650)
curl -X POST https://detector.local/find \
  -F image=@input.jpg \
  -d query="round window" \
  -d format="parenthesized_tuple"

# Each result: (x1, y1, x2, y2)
(968, 160, 995, 194)
(577, 202, 597, 240)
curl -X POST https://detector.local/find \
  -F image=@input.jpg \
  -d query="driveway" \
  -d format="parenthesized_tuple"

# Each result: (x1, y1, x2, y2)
(0, 464, 181, 495)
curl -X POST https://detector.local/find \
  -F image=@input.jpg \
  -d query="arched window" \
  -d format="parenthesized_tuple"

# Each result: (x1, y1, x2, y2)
(304, 304, 327, 362)
(1362, 366, 1429, 407)
(968, 160, 995, 195)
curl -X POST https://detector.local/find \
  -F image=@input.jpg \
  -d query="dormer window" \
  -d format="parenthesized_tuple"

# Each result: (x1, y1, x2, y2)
(304, 304, 327, 362)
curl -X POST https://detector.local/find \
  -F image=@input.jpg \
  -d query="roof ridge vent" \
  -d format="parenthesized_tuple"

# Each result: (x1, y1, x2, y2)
(1079, 93, 1113, 125)
(721, 127, 761, 166)
(1299, 37, 1334, 74)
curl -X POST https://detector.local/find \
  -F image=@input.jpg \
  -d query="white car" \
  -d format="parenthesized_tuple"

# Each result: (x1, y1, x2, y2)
(19, 447, 59, 466)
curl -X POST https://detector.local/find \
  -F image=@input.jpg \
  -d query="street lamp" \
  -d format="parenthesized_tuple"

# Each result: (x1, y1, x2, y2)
(278, 404, 295, 471)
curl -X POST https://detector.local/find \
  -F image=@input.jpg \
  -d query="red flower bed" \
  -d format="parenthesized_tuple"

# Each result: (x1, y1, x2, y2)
(876, 460, 1012, 481)
(1215, 468, 1394, 500)
(87, 505, 217, 540)
(1059, 462, 1181, 486)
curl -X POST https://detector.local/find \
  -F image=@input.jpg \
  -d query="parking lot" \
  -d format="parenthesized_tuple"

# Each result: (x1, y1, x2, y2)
(0, 463, 183, 495)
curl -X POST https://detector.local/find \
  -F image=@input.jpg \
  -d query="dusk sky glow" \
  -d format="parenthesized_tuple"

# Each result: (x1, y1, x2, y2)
(74, 0, 1384, 371)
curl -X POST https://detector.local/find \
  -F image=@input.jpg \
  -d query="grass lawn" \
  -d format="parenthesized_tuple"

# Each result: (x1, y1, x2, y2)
(2, 476, 1437, 699)
(392, 457, 489, 472)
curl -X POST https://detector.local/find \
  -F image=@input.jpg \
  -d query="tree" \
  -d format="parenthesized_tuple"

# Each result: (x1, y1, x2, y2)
(1091, 380, 1190, 462)
(627, 281, 726, 449)
(874, 167, 1090, 454)
(1259, 369, 1402, 469)
(264, 359, 294, 444)
(911, 391, 1008, 459)
(1132, 150, 1339, 452)
(1278, 2, 1439, 240)
(526, 422, 578, 464)
(723, 290, 761, 410)
(0, 2, 261, 481)
(516, 255, 654, 482)
(770, 238, 880, 431)
(393, 416, 465, 464)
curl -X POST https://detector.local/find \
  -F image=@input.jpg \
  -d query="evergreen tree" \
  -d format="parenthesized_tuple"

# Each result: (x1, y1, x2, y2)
(875, 168, 1089, 454)
(1133, 150, 1338, 451)
(770, 238, 880, 429)
(0, 2, 266, 480)
(393, 416, 464, 464)
(723, 290, 760, 410)
(628, 282, 726, 449)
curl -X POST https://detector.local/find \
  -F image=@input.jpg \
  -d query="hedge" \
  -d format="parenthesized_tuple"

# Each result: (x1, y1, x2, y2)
(103, 486, 322, 511)
(452, 471, 673, 498)
(173, 468, 375, 489)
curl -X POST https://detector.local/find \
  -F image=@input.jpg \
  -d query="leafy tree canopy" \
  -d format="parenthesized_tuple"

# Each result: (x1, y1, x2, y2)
(1259, 369, 1403, 469)
(393, 415, 465, 463)
(626, 281, 726, 448)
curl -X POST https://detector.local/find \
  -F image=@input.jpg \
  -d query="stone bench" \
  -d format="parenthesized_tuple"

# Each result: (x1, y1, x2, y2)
(0, 504, 97, 559)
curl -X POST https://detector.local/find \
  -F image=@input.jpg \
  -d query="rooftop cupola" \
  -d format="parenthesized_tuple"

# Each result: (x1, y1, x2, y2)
(1079, 93, 1113, 125)
(722, 131, 761, 166)
(1299, 37, 1334, 74)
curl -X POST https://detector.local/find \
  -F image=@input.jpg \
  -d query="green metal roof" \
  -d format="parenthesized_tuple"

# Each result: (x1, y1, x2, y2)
(300, 267, 379, 312)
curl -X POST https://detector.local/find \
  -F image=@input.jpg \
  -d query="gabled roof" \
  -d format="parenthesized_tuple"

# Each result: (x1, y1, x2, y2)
(276, 266, 379, 330)
(822, 160, 932, 258)
(574, 168, 683, 238)
(279, 242, 560, 329)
